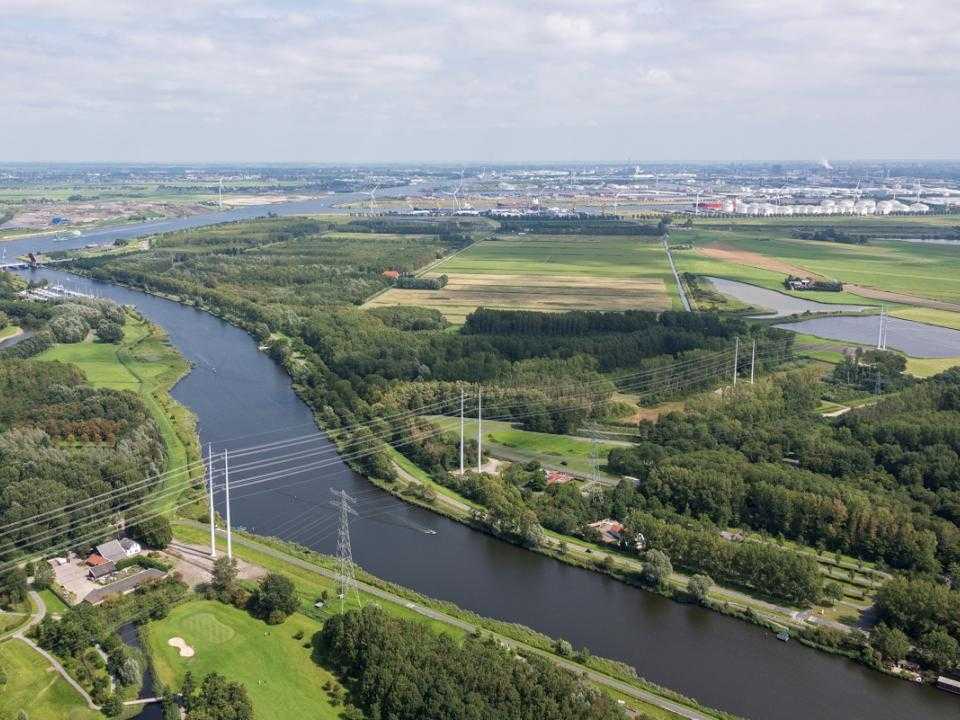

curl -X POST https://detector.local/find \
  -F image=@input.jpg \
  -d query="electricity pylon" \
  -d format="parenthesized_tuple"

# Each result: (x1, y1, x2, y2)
(330, 489, 360, 614)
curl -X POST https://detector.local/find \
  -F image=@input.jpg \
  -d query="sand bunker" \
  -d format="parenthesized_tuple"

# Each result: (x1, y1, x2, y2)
(168, 637, 195, 658)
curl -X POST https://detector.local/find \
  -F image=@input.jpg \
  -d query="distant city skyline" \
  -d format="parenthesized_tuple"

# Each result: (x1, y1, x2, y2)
(4, 1, 959, 163)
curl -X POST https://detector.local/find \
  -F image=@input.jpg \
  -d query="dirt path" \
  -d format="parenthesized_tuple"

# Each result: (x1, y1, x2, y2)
(697, 244, 823, 279)
(843, 284, 960, 312)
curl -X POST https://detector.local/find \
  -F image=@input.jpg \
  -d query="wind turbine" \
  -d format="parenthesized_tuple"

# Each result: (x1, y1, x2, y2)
(443, 169, 464, 212)
(366, 184, 380, 215)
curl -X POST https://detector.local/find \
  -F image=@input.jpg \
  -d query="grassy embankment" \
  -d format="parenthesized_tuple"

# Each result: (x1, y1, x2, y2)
(36, 311, 203, 510)
(364, 234, 681, 323)
(0, 639, 100, 720)
(169, 522, 735, 720)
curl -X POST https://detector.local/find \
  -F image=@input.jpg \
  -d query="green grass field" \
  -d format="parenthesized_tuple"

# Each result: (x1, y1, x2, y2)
(36, 312, 202, 510)
(37, 588, 70, 616)
(424, 415, 624, 477)
(144, 601, 342, 720)
(905, 356, 960, 378)
(0, 640, 99, 720)
(0, 325, 19, 341)
(365, 235, 680, 322)
(673, 225, 960, 305)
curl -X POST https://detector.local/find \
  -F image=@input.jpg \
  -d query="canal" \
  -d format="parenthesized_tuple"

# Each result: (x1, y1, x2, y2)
(19, 267, 958, 720)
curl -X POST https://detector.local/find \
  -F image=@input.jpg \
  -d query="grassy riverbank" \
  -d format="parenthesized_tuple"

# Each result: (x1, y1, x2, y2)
(171, 521, 737, 720)
(36, 310, 203, 509)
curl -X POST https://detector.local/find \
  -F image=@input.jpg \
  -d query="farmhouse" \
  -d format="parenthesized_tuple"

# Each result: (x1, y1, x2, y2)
(95, 537, 141, 564)
(546, 470, 573, 486)
(588, 519, 624, 545)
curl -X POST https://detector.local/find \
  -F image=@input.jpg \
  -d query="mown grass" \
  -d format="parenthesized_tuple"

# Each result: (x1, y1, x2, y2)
(424, 415, 623, 477)
(0, 639, 100, 720)
(905, 356, 960, 378)
(144, 601, 343, 720)
(890, 305, 960, 330)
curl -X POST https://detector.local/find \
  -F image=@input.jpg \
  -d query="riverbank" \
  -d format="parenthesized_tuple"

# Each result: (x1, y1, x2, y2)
(60, 265, 892, 680)
(36, 309, 203, 504)
(172, 520, 738, 720)
(28, 265, 959, 720)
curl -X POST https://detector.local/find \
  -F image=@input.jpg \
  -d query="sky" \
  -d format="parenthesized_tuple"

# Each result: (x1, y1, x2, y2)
(3, 0, 959, 163)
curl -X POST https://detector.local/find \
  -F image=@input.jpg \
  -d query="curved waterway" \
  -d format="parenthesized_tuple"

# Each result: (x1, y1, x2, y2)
(1, 183, 429, 259)
(20, 267, 960, 720)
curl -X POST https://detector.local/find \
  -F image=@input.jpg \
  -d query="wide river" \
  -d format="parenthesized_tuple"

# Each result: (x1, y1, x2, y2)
(18, 267, 958, 720)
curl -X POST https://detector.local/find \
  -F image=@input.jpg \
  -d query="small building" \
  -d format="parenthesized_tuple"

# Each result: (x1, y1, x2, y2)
(382, 270, 400, 281)
(95, 538, 141, 565)
(546, 470, 573, 486)
(720, 530, 745, 542)
(89, 562, 117, 581)
(588, 519, 624, 545)
(84, 568, 166, 605)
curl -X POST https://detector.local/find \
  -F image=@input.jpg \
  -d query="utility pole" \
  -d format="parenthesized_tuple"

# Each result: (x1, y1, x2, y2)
(591, 426, 600, 485)
(224, 448, 232, 560)
(330, 489, 360, 614)
(750, 340, 756, 385)
(459, 385, 465, 475)
(733, 337, 740, 386)
(877, 305, 885, 350)
(477, 387, 483, 474)
(207, 443, 216, 558)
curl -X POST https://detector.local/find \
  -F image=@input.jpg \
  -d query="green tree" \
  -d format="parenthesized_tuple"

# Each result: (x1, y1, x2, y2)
(129, 516, 173, 549)
(251, 573, 298, 624)
(101, 693, 123, 717)
(871, 624, 911, 663)
(641, 549, 673, 590)
(687, 574, 713, 603)
(211, 556, 238, 596)
(0, 568, 28, 608)
(96, 321, 124, 343)
(822, 581, 844, 604)
(31, 561, 55, 591)
(920, 629, 960, 672)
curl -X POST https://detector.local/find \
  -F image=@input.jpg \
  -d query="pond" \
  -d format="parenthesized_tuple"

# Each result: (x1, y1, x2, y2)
(705, 277, 868, 317)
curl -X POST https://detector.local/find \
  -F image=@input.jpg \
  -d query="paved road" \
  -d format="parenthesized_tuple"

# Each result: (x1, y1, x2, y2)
(183, 520, 717, 720)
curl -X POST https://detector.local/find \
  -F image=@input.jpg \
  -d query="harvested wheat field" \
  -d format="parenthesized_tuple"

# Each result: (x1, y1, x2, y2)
(364, 235, 679, 322)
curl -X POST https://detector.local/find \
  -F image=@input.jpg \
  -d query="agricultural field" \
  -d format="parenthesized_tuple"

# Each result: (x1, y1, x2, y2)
(0, 639, 99, 720)
(672, 224, 960, 308)
(365, 235, 679, 323)
(144, 600, 343, 720)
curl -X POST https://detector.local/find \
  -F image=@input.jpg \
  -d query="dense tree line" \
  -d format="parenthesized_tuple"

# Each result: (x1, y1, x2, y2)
(314, 606, 625, 720)
(498, 217, 662, 236)
(875, 577, 960, 670)
(0, 359, 165, 561)
(394, 273, 448, 290)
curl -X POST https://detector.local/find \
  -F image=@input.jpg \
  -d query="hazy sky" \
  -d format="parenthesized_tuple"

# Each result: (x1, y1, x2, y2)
(3, 0, 958, 163)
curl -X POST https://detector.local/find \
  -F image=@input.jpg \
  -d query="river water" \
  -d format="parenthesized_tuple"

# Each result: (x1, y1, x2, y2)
(1, 184, 425, 260)
(18, 268, 958, 720)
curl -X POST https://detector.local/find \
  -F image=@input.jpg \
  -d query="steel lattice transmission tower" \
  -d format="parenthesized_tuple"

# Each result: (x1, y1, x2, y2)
(330, 489, 360, 614)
